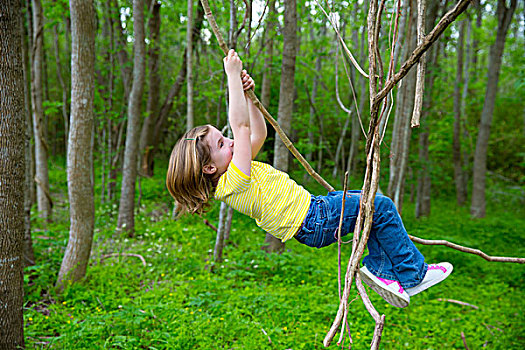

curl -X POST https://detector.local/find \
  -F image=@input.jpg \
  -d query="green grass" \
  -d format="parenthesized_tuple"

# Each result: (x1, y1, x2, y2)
(23, 161, 525, 349)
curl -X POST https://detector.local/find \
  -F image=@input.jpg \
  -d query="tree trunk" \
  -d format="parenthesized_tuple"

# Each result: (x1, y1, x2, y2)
(31, 0, 52, 221)
(186, 0, 194, 131)
(53, 24, 69, 152)
(138, 0, 161, 177)
(415, 0, 441, 218)
(20, 1, 36, 266)
(214, 202, 228, 262)
(347, 1, 367, 175)
(460, 16, 472, 194)
(453, 19, 467, 206)
(214, 0, 239, 261)
(113, 0, 132, 99)
(306, 12, 320, 168)
(471, 0, 516, 218)
(265, 0, 297, 253)
(260, 0, 275, 108)
(117, 0, 146, 234)
(141, 3, 204, 176)
(224, 207, 234, 241)
(104, 0, 117, 201)
(333, 116, 350, 179)
(388, 0, 417, 212)
(56, 0, 96, 290)
(0, 1, 26, 346)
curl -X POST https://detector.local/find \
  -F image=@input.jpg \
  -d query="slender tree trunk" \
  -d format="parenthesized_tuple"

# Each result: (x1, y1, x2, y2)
(388, 0, 417, 212)
(25, 0, 36, 207)
(109, 0, 133, 201)
(186, 0, 194, 131)
(214, 202, 228, 262)
(20, 6, 35, 267)
(0, 1, 26, 346)
(333, 117, 350, 179)
(347, 1, 367, 175)
(56, 0, 96, 290)
(471, 0, 482, 76)
(117, 0, 146, 234)
(53, 24, 69, 151)
(415, 0, 441, 218)
(306, 12, 319, 167)
(97, 0, 111, 202)
(104, 0, 117, 201)
(260, 0, 275, 108)
(471, 0, 516, 218)
(453, 19, 467, 206)
(143, 4, 204, 176)
(265, 0, 297, 253)
(138, 0, 161, 177)
(460, 16, 472, 197)
(214, 0, 239, 262)
(224, 207, 234, 241)
(113, 0, 132, 99)
(31, 0, 52, 221)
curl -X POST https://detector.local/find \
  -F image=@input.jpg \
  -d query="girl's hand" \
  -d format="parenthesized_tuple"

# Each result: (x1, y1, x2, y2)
(241, 70, 255, 91)
(223, 49, 243, 77)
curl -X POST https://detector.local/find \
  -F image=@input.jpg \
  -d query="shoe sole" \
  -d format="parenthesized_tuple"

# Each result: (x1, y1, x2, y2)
(406, 263, 453, 297)
(359, 268, 409, 308)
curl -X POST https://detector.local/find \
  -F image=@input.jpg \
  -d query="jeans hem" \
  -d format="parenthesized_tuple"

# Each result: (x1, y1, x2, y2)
(363, 262, 428, 289)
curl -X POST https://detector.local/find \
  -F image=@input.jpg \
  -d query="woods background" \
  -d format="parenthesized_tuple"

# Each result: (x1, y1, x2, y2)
(0, 0, 524, 348)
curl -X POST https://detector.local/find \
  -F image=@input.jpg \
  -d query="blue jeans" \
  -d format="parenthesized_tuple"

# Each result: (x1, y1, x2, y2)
(294, 191, 427, 288)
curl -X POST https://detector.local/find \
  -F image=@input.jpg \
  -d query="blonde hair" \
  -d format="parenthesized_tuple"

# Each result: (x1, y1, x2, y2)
(166, 125, 215, 216)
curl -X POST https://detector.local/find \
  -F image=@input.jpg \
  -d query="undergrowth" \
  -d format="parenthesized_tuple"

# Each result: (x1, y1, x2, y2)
(23, 159, 524, 349)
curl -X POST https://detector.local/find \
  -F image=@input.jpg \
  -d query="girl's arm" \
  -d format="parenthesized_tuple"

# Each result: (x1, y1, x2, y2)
(224, 50, 251, 176)
(241, 71, 267, 159)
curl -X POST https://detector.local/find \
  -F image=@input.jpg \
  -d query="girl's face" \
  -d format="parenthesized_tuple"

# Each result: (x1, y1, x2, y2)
(203, 126, 234, 178)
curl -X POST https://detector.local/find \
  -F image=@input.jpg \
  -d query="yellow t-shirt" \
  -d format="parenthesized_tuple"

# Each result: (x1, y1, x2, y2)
(214, 161, 311, 242)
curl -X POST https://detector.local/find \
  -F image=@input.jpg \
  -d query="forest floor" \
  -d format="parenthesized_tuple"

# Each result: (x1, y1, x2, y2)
(23, 159, 525, 349)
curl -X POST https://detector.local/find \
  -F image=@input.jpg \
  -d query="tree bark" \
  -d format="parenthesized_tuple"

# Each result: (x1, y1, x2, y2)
(453, 19, 467, 206)
(415, 0, 441, 218)
(264, 0, 297, 253)
(20, 1, 36, 266)
(117, 0, 146, 234)
(260, 0, 275, 108)
(138, 0, 161, 177)
(306, 11, 320, 168)
(471, 0, 516, 218)
(214, 202, 228, 262)
(142, 3, 204, 176)
(31, 0, 52, 221)
(347, 0, 367, 175)
(56, 0, 96, 290)
(53, 24, 69, 152)
(186, 0, 194, 131)
(388, 0, 417, 212)
(0, 0, 26, 346)
(113, 0, 132, 99)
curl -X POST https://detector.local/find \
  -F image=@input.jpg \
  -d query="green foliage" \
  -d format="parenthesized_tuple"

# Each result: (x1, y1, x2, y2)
(24, 159, 525, 349)
(22, 0, 525, 346)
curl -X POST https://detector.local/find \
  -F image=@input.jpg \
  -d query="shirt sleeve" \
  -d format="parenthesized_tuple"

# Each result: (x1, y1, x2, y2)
(216, 161, 251, 196)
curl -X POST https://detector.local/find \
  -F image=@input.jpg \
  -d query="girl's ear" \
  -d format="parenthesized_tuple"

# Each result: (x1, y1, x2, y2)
(202, 164, 217, 175)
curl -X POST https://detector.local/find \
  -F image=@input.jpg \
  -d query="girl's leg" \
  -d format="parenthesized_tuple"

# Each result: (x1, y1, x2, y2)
(296, 190, 426, 288)
(362, 193, 427, 288)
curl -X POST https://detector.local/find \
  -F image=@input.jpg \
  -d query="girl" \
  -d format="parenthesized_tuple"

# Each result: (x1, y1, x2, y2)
(166, 49, 452, 308)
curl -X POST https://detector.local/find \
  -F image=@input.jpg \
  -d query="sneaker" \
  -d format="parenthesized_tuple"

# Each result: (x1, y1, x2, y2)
(359, 265, 410, 308)
(406, 262, 453, 297)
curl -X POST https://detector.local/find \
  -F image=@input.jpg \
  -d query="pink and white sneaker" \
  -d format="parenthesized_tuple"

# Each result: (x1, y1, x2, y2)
(359, 266, 410, 308)
(406, 262, 453, 297)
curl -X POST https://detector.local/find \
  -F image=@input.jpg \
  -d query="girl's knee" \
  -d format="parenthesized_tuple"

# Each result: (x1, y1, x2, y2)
(375, 194, 396, 212)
